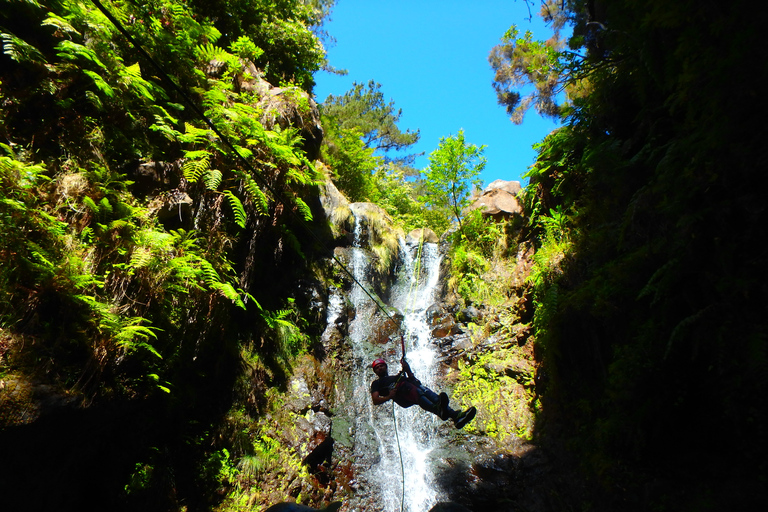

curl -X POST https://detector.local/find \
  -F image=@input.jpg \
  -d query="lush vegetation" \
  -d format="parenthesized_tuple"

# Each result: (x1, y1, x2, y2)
(0, 0, 333, 509)
(482, 0, 766, 509)
(2, 0, 765, 511)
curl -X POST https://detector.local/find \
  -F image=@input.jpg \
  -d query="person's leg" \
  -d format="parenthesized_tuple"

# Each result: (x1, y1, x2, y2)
(416, 385, 457, 420)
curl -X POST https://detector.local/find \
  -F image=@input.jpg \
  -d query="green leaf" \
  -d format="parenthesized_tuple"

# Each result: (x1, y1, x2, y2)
(293, 196, 312, 221)
(203, 169, 222, 191)
(224, 190, 246, 228)
(1, 32, 47, 64)
(83, 69, 115, 98)
(243, 175, 269, 216)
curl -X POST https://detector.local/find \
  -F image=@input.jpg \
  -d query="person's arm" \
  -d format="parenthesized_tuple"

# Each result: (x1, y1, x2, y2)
(400, 358, 418, 382)
(371, 386, 397, 405)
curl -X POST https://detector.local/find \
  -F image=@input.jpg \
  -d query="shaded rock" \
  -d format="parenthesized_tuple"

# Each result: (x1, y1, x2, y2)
(296, 410, 333, 462)
(295, 278, 327, 335)
(0, 375, 82, 428)
(457, 305, 482, 323)
(426, 303, 447, 325)
(264, 501, 342, 512)
(436, 332, 474, 355)
(432, 316, 462, 338)
(127, 160, 179, 197)
(152, 190, 194, 230)
(429, 502, 473, 512)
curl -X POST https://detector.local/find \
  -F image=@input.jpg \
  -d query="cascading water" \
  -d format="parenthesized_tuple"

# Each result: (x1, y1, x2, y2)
(341, 205, 446, 512)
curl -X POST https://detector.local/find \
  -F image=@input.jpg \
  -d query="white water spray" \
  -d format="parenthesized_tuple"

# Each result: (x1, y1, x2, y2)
(343, 206, 446, 512)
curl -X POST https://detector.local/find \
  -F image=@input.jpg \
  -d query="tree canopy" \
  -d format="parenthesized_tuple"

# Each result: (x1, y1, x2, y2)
(320, 79, 420, 159)
(421, 129, 485, 239)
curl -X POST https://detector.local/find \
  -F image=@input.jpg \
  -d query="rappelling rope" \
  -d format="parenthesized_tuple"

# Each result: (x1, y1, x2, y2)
(391, 394, 406, 512)
(390, 229, 426, 512)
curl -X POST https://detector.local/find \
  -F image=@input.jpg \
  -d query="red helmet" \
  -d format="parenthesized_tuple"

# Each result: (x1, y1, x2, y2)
(371, 358, 387, 369)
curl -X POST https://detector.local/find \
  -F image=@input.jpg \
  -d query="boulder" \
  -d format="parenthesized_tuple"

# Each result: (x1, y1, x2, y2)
(486, 179, 522, 195)
(468, 180, 523, 221)
(407, 227, 439, 244)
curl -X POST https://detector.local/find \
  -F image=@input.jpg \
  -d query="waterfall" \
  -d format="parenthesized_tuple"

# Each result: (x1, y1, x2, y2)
(340, 205, 446, 512)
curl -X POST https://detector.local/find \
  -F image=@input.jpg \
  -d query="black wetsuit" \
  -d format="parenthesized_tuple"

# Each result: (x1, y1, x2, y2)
(370, 373, 420, 408)
(371, 373, 457, 419)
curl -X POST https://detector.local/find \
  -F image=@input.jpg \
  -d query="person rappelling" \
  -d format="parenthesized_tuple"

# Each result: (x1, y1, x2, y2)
(370, 356, 476, 429)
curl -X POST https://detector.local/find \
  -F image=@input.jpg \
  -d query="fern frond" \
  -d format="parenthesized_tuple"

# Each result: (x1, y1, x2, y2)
(195, 42, 228, 62)
(243, 175, 269, 216)
(151, 105, 179, 125)
(99, 197, 113, 219)
(224, 190, 247, 228)
(0, 198, 27, 212)
(179, 123, 212, 144)
(121, 62, 155, 100)
(293, 196, 312, 221)
(213, 282, 245, 307)
(170, 229, 200, 251)
(42, 14, 81, 37)
(182, 151, 210, 182)
(203, 169, 222, 191)
(1, 32, 47, 64)
(139, 229, 174, 250)
(232, 144, 253, 159)
(280, 227, 304, 260)
(108, 219, 129, 231)
(129, 246, 153, 270)
(82, 69, 115, 98)
(82, 195, 99, 214)
(55, 40, 106, 69)
(115, 319, 162, 359)
(199, 259, 222, 286)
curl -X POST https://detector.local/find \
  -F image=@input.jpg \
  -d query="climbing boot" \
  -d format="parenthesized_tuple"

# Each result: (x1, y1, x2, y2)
(454, 406, 477, 429)
(438, 392, 450, 420)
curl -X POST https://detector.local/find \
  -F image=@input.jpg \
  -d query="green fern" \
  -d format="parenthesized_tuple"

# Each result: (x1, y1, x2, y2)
(199, 259, 222, 285)
(293, 196, 312, 221)
(129, 246, 153, 271)
(243, 175, 269, 216)
(195, 42, 229, 63)
(82, 69, 115, 98)
(41, 13, 81, 37)
(182, 150, 211, 182)
(115, 318, 162, 359)
(120, 62, 156, 101)
(82, 195, 99, 215)
(55, 40, 107, 69)
(203, 169, 222, 191)
(224, 190, 247, 228)
(1, 32, 47, 64)
(98, 197, 113, 219)
(179, 123, 212, 144)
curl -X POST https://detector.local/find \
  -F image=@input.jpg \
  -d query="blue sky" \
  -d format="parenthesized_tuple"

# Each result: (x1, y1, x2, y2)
(312, 0, 561, 188)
